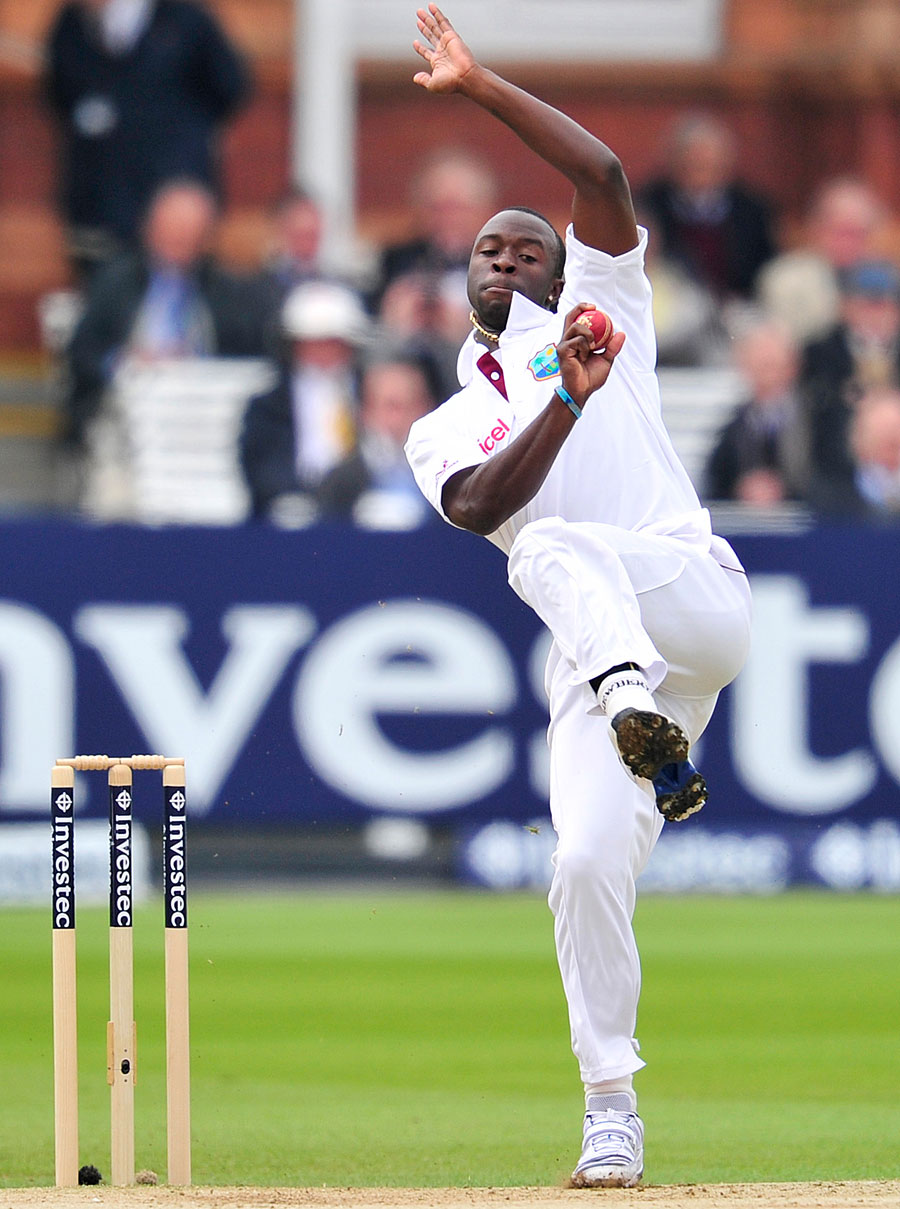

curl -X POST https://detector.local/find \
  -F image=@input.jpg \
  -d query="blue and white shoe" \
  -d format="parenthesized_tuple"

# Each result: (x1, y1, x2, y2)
(653, 759, 707, 822)
(610, 707, 706, 821)
(571, 1096, 644, 1189)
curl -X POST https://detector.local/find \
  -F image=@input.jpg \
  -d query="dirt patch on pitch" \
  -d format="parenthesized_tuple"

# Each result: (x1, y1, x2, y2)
(2, 1183, 899, 1209)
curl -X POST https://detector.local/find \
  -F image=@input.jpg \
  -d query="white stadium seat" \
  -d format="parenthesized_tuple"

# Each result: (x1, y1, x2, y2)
(83, 358, 275, 525)
(656, 366, 745, 491)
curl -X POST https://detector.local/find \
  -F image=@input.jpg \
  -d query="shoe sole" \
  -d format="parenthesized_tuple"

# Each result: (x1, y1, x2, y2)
(657, 769, 707, 821)
(570, 1166, 643, 1189)
(611, 708, 689, 780)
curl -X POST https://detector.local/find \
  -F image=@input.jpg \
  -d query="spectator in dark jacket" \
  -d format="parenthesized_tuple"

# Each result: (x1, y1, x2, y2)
(639, 113, 776, 301)
(63, 179, 267, 447)
(44, 0, 250, 281)
(240, 281, 371, 524)
(318, 356, 436, 528)
(704, 320, 806, 505)
(809, 388, 900, 521)
(799, 259, 900, 493)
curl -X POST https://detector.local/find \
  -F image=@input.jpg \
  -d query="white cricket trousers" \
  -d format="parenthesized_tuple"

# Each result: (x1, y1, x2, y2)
(507, 516, 752, 1082)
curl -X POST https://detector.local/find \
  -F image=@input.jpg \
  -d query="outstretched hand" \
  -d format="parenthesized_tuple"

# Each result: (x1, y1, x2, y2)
(413, 4, 476, 93)
(557, 304, 627, 409)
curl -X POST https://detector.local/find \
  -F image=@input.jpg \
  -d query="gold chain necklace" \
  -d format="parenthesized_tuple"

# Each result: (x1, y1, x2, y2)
(469, 310, 501, 344)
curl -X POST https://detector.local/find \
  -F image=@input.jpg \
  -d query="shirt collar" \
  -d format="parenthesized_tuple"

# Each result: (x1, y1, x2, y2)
(457, 291, 556, 385)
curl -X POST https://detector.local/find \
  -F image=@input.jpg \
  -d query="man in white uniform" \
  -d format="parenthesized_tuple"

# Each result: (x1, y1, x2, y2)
(405, 5, 753, 1188)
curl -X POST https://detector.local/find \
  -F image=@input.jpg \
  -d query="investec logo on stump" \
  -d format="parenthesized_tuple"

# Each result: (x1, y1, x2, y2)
(52, 788, 75, 929)
(164, 786, 188, 930)
(110, 786, 133, 928)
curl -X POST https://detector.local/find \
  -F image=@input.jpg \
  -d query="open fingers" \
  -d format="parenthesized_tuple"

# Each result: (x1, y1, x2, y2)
(418, 4, 453, 36)
(416, 5, 446, 45)
(415, 13, 435, 41)
(412, 37, 433, 63)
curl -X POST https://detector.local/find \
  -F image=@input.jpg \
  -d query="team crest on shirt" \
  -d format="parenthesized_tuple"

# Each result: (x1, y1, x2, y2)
(528, 343, 561, 381)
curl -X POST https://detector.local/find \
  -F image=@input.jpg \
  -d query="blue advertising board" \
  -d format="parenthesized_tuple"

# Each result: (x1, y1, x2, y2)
(1, 519, 899, 891)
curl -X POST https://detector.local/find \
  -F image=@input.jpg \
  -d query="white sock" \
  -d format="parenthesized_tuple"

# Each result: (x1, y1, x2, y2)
(585, 1076, 636, 1113)
(594, 667, 656, 718)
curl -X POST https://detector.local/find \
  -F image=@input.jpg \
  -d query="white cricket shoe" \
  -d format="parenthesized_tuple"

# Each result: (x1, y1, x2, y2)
(571, 1096, 644, 1189)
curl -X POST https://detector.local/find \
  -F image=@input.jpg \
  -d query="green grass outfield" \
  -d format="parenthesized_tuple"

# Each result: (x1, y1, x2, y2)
(1, 890, 898, 1188)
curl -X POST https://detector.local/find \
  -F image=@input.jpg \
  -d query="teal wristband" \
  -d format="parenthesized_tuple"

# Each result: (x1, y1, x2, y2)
(554, 384, 582, 419)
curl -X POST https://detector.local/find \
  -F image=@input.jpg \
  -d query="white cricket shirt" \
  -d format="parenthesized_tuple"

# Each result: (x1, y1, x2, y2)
(405, 225, 712, 569)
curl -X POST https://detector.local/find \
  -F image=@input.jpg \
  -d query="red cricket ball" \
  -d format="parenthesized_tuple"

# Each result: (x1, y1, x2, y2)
(574, 308, 615, 350)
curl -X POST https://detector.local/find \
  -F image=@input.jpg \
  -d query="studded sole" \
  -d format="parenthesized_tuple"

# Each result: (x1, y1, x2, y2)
(657, 769, 707, 821)
(611, 708, 690, 780)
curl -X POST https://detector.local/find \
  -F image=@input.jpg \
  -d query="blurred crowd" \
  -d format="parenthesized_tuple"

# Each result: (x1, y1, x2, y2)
(38, 0, 900, 528)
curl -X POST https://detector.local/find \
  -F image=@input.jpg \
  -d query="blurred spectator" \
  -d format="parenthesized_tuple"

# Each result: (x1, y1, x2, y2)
(257, 185, 354, 299)
(255, 185, 366, 350)
(371, 149, 499, 399)
(757, 177, 888, 344)
(640, 209, 729, 366)
(376, 270, 462, 403)
(44, 0, 250, 283)
(809, 388, 900, 520)
(240, 281, 370, 524)
(371, 147, 498, 326)
(800, 259, 900, 488)
(704, 320, 807, 503)
(639, 113, 777, 301)
(318, 357, 436, 529)
(62, 179, 267, 449)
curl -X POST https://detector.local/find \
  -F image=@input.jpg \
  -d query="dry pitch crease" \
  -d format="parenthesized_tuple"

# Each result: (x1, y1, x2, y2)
(2, 1183, 899, 1209)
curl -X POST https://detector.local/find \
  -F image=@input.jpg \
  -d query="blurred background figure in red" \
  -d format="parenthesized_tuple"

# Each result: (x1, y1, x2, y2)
(639, 113, 777, 304)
